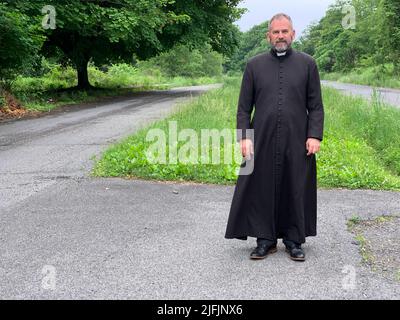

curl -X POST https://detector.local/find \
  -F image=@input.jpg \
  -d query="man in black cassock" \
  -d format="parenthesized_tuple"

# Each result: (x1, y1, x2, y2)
(225, 13, 324, 261)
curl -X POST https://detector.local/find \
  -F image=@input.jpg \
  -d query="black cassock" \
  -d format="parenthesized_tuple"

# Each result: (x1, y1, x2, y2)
(225, 48, 324, 244)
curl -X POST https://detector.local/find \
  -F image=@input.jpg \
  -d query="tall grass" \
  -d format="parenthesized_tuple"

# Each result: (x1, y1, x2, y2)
(93, 80, 241, 184)
(322, 64, 400, 89)
(93, 78, 400, 190)
(322, 87, 400, 176)
(10, 63, 222, 112)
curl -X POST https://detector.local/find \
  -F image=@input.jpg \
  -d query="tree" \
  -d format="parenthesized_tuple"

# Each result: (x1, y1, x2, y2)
(296, 0, 399, 74)
(0, 4, 44, 86)
(225, 21, 269, 72)
(5, 0, 243, 89)
(144, 43, 223, 77)
(381, 0, 400, 74)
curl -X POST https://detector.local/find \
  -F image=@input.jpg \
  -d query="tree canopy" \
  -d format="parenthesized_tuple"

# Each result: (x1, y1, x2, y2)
(2, 0, 244, 88)
(297, 0, 400, 74)
(0, 3, 44, 84)
(226, 0, 400, 75)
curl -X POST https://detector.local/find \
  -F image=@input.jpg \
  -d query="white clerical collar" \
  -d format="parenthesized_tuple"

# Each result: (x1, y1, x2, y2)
(276, 51, 287, 56)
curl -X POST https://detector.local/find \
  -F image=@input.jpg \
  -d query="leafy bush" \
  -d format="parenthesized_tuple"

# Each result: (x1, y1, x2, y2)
(0, 3, 44, 82)
(143, 44, 223, 78)
(0, 92, 5, 108)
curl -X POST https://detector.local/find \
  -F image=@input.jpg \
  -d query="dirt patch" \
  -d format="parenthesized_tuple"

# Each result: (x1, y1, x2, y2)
(0, 91, 41, 121)
(349, 215, 400, 282)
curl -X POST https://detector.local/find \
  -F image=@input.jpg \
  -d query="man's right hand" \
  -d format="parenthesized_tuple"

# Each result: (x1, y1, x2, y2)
(240, 139, 254, 159)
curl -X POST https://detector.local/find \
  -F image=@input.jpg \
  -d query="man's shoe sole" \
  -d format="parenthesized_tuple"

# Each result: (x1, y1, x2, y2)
(250, 247, 278, 260)
(285, 248, 306, 261)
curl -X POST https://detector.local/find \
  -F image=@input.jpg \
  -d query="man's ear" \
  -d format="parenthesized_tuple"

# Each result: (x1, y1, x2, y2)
(292, 30, 296, 41)
(266, 32, 271, 43)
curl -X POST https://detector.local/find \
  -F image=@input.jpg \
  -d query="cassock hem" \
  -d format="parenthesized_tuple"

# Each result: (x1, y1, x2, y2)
(225, 233, 317, 242)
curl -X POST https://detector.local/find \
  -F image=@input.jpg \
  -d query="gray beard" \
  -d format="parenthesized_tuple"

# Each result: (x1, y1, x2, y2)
(273, 42, 289, 53)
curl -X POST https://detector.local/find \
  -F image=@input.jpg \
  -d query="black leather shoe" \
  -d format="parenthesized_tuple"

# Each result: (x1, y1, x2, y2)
(284, 241, 305, 261)
(250, 243, 277, 260)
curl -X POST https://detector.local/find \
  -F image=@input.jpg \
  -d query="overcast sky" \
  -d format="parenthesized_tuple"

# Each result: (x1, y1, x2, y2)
(236, 0, 338, 37)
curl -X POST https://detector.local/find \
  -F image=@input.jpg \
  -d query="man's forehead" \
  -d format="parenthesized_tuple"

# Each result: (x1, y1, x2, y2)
(269, 18, 293, 30)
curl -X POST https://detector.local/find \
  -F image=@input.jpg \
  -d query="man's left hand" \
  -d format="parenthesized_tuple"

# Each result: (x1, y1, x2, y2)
(306, 138, 321, 156)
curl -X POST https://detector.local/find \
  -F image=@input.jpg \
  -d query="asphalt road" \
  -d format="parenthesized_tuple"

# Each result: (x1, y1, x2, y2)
(0, 83, 399, 299)
(322, 80, 400, 108)
(0, 85, 220, 209)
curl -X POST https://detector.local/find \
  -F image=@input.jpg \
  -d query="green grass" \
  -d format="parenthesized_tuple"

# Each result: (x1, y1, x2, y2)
(93, 78, 400, 190)
(13, 87, 135, 112)
(354, 233, 374, 264)
(321, 87, 400, 178)
(9, 63, 222, 112)
(347, 215, 362, 230)
(92, 79, 240, 184)
(322, 64, 400, 89)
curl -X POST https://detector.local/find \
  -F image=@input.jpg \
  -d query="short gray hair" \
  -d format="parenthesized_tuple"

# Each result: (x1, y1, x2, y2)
(268, 13, 293, 31)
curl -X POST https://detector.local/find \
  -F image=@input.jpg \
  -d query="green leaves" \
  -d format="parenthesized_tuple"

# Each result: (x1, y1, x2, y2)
(296, 0, 400, 73)
(3, 0, 242, 88)
(142, 44, 223, 78)
(0, 3, 45, 82)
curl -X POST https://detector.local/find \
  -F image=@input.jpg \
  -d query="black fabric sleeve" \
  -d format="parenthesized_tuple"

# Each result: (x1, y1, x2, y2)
(306, 59, 324, 141)
(236, 63, 255, 142)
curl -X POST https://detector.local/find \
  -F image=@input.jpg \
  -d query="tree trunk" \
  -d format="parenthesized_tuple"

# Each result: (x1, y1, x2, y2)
(393, 56, 400, 76)
(76, 58, 91, 89)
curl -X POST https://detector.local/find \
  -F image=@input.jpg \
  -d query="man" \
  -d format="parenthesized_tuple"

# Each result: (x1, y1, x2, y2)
(225, 13, 324, 262)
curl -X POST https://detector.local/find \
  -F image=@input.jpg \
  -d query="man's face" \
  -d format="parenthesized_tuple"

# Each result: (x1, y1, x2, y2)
(267, 18, 295, 52)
